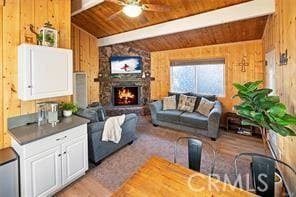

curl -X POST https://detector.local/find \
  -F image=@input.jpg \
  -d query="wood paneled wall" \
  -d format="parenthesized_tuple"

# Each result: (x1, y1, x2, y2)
(71, 24, 99, 104)
(263, 0, 296, 193)
(0, 5, 3, 149)
(0, 0, 71, 149)
(151, 40, 264, 114)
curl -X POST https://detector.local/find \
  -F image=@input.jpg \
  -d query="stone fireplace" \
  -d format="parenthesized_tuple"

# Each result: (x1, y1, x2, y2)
(112, 86, 140, 106)
(99, 44, 151, 106)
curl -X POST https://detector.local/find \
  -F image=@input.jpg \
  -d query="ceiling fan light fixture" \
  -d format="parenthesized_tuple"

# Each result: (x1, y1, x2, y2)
(123, 4, 142, 18)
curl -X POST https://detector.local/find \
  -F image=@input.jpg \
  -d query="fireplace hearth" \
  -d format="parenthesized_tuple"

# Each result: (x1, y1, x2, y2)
(112, 86, 140, 106)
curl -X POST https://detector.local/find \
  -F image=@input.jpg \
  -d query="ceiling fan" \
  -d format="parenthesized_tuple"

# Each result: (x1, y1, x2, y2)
(105, 0, 170, 19)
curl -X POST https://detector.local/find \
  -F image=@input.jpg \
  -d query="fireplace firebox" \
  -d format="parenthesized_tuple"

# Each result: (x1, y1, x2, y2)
(112, 86, 140, 106)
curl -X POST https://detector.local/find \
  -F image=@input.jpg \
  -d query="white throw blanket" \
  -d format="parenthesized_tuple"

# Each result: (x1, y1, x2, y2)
(102, 114, 125, 143)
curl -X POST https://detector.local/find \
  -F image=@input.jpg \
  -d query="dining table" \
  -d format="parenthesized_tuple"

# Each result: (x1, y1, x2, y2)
(112, 156, 256, 197)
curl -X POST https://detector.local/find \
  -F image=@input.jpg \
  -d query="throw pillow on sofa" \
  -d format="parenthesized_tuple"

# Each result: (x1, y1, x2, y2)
(177, 94, 197, 113)
(196, 97, 215, 116)
(163, 95, 177, 110)
(187, 93, 216, 110)
(168, 91, 189, 103)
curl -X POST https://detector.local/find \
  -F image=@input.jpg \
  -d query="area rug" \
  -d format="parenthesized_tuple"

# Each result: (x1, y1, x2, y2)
(88, 117, 265, 192)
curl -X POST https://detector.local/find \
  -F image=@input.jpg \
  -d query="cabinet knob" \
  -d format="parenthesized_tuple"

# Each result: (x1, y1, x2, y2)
(63, 151, 67, 154)
(28, 85, 32, 88)
(58, 154, 61, 157)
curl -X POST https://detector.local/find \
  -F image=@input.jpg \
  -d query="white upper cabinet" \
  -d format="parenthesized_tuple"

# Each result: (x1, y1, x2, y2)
(18, 44, 73, 101)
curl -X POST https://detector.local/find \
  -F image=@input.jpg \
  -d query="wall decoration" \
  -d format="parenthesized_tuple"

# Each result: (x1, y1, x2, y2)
(24, 36, 34, 44)
(145, 71, 151, 78)
(29, 24, 42, 45)
(238, 56, 249, 72)
(39, 22, 58, 47)
(142, 72, 146, 79)
(98, 73, 103, 78)
(279, 49, 288, 66)
(94, 72, 103, 82)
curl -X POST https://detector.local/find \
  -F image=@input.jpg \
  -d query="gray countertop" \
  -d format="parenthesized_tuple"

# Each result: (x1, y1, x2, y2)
(8, 115, 90, 145)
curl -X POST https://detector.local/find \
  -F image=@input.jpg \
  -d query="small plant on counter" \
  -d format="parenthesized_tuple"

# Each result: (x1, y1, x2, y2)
(61, 103, 78, 117)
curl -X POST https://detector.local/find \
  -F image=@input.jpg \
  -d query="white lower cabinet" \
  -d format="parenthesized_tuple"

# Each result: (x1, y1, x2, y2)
(24, 146, 62, 197)
(62, 135, 88, 185)
(12, 124, 88, 197)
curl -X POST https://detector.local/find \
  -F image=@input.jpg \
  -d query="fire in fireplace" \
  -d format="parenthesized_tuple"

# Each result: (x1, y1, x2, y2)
(113, 86, 139, 106)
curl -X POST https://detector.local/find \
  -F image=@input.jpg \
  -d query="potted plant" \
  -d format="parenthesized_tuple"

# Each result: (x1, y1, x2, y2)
(37, 34, 55, 47)
(233, 80, 296, 142)
(61, 103, 78, 117)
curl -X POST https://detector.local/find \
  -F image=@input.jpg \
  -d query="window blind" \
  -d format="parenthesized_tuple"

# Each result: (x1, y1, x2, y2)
(171, 58, 225, 67)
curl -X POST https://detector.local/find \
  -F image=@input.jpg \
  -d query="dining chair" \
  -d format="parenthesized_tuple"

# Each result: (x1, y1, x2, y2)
(174, 137, 216, 175)
(234, 152, 296, 197)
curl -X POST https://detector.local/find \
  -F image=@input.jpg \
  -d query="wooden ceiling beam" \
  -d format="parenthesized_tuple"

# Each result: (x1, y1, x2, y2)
(71, 0, 104, 16)
(97, 0, 275, 47)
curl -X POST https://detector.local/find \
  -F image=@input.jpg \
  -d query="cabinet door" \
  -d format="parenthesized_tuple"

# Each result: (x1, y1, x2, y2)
(62, 135, 88, 185)
(30, 47, 72, 99)
(24, 146, 62, 197)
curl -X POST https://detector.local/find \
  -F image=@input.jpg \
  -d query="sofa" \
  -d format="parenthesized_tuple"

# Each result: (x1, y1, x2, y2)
(149, 93, 222, 140)
(76, 106, 138, 165)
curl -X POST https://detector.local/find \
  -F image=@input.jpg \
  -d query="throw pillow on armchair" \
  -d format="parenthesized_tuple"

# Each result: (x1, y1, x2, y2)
(88, 106, 107, 121)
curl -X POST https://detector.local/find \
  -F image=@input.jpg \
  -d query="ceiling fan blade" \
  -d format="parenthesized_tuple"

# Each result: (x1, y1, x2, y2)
(104, 0, 126, 6)
(107, 10, 123, 20)
(142, 4, 170, 12)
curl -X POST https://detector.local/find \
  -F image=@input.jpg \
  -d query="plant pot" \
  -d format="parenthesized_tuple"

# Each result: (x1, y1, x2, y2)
(275, 172, 283, 197)
(63, 110, 72, 117)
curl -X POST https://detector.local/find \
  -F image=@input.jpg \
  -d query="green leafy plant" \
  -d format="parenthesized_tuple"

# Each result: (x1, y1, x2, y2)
(37, 34, 43, 44)
(233, 80, 296, 136)
(45, 33, 55, 45)
(61, 103, 78, 113)
(37, 33, 55, 46)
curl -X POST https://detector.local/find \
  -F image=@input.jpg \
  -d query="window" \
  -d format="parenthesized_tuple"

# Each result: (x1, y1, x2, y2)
(170, 59, 225, 96)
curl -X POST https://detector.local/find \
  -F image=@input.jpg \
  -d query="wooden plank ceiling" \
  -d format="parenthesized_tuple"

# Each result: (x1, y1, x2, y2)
(123, 16, 268, 52)
(71, 0, 251, 38)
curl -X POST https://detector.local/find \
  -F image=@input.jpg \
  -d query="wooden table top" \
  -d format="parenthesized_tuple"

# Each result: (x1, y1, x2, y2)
(112, 156, 255, 197)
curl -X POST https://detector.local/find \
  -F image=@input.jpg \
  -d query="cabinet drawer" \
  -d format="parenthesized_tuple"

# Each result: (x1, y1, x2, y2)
(22, 124, 87, 159)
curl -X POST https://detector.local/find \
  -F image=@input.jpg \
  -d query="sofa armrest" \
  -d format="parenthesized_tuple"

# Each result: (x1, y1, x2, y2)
(121, 113, 138, 135)
(124, 113, 138, 122)
(149, 100, 162, 123)
(87, 121, 105, 136)
(208, 101, 222, 139)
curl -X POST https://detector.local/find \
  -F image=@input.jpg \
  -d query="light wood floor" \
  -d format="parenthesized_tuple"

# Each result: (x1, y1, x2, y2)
(56, 116, 266, 197)
(57, 173, 112, 197)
